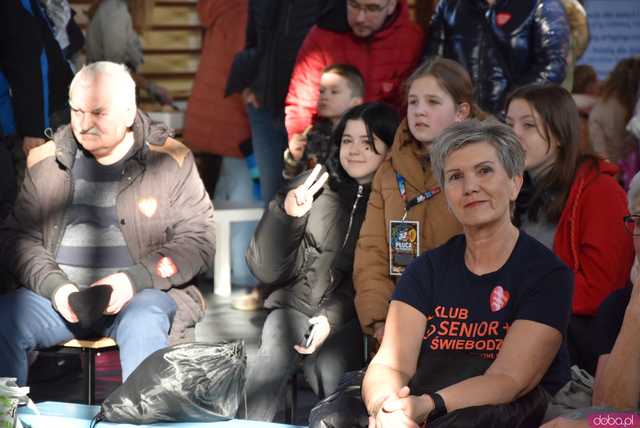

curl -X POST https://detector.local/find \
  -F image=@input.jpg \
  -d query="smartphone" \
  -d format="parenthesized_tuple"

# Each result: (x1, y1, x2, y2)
(305, 324, 317, 348)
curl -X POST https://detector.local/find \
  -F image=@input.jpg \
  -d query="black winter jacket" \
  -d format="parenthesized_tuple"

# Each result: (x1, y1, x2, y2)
(225, 0, 332, 117)
(246, 172, 370, 328)
(425, 0, 570, 115)
(0, 0, 73, 138)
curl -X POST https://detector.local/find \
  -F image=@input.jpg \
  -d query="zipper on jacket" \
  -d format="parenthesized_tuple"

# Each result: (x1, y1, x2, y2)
(318, 185, 365, 309)
(342, 185, 364, 248)
(283, 1, 293, 36)
(52, 171, 74, 255)
(118, 161, 146, 261)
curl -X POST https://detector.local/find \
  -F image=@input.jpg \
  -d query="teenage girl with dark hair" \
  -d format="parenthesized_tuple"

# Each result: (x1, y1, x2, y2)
(242, 102, 400, 421)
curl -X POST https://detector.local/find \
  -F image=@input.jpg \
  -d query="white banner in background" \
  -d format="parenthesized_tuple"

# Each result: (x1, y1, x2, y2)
(579, 0, 640, 79)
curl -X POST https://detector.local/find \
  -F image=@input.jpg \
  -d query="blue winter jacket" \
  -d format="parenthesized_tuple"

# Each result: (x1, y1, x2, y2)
(0, 0, 73, 138)
(425, 0, 570, 115)
(0, 72, 16, 137)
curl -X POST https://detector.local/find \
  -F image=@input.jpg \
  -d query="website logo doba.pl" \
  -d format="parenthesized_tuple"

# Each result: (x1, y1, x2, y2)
(590, 413, 640, 428)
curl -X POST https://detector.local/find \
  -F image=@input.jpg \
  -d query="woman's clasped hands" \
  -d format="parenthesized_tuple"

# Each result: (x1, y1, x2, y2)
(369, 386, 432, 428)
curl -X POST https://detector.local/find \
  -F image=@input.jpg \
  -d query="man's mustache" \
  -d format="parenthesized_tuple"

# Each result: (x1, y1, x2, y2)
(79, 128, 100, 136)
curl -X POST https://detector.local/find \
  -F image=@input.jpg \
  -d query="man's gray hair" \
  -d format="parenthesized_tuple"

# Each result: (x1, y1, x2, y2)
(431, 119, 525, 187)
(69, 62, 136, 108)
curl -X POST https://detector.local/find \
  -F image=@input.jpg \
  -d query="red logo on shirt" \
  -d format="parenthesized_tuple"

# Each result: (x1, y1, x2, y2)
(496, 12, 512, 26)
(489, 286, 510, 312)
(424, 324, 437, 340)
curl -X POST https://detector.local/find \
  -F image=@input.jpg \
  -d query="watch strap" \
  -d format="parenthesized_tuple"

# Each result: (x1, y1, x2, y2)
(426, 392, 447, 423)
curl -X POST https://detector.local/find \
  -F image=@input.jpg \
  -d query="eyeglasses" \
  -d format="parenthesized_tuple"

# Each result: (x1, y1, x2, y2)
(347, 0, 390, 15)
(624, 215, 640, 235)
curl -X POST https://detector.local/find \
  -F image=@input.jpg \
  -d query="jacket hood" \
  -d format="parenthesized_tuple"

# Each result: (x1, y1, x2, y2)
(515, 157, 616, 227)
(389, 119, 429, 189)
(51, 124, 77, 168)
(574, 157, 619, 187)
(561, 0, 589, 60)
(553, 156, 626, 280)
(318, 0, 411, 40)
(52, 109, 172, 167)
(133, 109, 173, 148)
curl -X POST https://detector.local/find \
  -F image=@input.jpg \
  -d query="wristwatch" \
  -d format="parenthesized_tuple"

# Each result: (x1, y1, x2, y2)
(426, 392, 447, 423)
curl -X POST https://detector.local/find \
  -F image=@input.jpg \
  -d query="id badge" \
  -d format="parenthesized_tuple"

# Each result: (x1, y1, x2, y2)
(389, 220, 419, 276)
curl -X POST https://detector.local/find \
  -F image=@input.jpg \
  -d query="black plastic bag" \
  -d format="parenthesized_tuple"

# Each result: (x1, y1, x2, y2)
(309, 369, 369, 428)
(95, 341, 246, 425)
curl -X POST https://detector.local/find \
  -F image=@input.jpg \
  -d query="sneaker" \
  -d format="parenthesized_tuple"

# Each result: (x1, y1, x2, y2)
(231, 287, 264, 311)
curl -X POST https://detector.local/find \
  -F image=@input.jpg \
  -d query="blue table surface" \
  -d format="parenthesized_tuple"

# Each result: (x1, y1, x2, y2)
(18, 402, 306, 428)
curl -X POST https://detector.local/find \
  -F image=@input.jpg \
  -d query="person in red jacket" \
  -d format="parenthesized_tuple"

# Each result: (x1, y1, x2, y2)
(284, 0, 423, 145)
(183, 0, 250, 195)
(507, 84, 634, 375)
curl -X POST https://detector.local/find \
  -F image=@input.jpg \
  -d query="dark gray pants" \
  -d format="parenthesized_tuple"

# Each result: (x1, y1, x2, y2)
(242, 308, 363, 422)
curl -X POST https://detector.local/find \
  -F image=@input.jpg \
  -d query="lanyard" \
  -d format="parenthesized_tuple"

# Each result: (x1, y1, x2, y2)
(395, 172, 441, 220)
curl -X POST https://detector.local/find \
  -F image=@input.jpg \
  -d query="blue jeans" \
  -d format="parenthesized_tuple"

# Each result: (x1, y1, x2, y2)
(242, 308, 364, 421)
(0, 287, 176, 385)
(245, 105, 287, 205)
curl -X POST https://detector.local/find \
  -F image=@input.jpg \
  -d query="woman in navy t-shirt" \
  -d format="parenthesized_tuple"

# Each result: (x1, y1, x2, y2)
(362, 120, 573, 427)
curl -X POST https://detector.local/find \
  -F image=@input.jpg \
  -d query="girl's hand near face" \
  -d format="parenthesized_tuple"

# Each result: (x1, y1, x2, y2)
(288, 133, 308, 161)
(284, 164, 329, 217)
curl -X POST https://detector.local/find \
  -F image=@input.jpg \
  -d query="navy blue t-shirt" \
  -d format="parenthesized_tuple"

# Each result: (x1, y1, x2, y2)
(594, 286, 632, 357)
(392, 232, 573, 395)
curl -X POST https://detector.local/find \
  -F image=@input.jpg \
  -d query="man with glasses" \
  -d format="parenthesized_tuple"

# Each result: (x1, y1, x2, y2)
(347, 0, 394, 37)
(285, 0, 423, 146)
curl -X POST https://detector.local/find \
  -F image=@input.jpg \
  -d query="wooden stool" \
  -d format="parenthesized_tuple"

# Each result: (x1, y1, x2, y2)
(56, 337, 118, 405)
